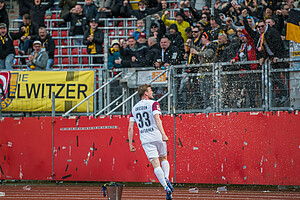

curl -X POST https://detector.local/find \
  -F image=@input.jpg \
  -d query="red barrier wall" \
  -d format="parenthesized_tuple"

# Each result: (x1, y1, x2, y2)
(0, 112, 299, 185)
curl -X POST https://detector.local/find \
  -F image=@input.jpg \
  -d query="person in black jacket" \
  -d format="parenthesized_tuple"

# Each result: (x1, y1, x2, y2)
(0, 0, 8, 29)
(82, 0, 98, 23)
(23, 0, 55, 28)
(119, 36, 148, 68)
(146, 36, 160, 67)
(242, 9, 288, 106)
(17, 0, 31, 19)
(0, 23, 25, 70)
(32, 27, 56, 69)
(154, 37, 180, 69)
(63, 4, 87, 45)
(122, 0, 162, 19)
(18, 14, 39, 56)
(83, 18, 104, 64)
(167, 24, 184, 61)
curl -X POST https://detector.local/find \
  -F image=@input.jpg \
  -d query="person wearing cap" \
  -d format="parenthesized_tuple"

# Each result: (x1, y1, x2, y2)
(0, 0, 9, 29)
(122, 0, 162, 20)
(190, 31, 217, 109)
(18, 14, 39, 57)
(162, 10, 190, 42)
(108, 39, 122, 70)
(22, 0, 55, 27)
(0, 23, 26, 70)
(137, 32, 148, 47)
(83, 18, 104, 64)
(32, 27, 56, 70)
(167, 24, 184, 60)
(63, 4, 87, 44)
(229, 28, 258, 108)
(27, 40, 48, 70)
(133, 19, 147, 40)
(0, 23, 25, 70)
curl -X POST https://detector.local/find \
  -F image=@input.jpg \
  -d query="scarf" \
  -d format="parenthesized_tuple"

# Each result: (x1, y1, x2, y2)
(88, 28, 96, 54)
(0, 35, 6, 44)
(24, 23, 31, 37)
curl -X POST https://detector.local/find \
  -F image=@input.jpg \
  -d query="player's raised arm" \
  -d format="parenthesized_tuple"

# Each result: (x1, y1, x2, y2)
(128, 121, 136, 152)
(154, 114, 168, 142)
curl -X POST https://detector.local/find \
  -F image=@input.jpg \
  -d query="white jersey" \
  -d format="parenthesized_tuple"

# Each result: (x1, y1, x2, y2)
(130, 99, 162, 144)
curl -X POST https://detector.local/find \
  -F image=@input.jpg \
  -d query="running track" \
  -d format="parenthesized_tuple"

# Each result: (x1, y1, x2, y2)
(0, 185, 300, 200)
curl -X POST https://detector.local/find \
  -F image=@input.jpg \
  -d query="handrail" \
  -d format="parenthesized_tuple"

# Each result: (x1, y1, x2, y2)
(63, 71, 123, 117)
(103, 69, 168, 116)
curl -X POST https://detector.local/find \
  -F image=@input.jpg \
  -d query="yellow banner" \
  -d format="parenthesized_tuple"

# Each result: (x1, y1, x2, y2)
(0, 71, 94, 112)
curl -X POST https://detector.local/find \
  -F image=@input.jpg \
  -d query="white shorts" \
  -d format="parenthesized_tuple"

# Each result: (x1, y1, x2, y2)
(142, 140, 167, 162)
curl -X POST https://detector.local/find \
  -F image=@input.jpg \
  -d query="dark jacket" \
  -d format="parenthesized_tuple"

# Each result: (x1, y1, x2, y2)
(17, 0, 31, 17)
(82, 3, 98, 22)
(215, 39, 240, 63)
(19, 22, 39, 40)
(0, 30, 24, 59)
(58, 0, 77, 20)
(63, 12, 87, 36)
(146, 43, 160, 66)
(166, 32, 184, 60)
(244, 17, 287, 60)
(32, 34, 56, 59)
(0, 4, 9, 28)
(123, 3, 162, 19)
(120, 43, 148, 67)
(23, 0, 55, 27)
(154, 45, 181, 66)
(83, 28, 104, 54)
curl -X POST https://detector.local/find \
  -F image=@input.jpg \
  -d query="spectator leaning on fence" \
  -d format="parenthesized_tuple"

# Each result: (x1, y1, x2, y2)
(108, 39, 122, 70)
(119, 36, 148, 68)
(32, 27, 56, 70)
(83, 18, 104, 64)
(27, 40, 49, 70)
(0, 23, 25, 70)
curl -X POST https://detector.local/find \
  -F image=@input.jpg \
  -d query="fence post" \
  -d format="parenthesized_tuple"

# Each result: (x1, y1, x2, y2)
(265, 61, 270, 111)
(51, 92, 55, 180)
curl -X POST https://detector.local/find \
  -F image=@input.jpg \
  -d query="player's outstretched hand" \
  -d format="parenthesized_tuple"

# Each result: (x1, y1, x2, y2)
(162, 134, 169, 142)
(130, 145, 136, 152)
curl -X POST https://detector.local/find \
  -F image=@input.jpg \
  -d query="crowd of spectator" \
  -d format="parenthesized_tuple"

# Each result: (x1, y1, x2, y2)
(0, 0, 299, 107)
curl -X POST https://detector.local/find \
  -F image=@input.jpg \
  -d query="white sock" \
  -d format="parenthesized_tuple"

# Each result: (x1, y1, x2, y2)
(154, 167, 167, 189)
(161, 160, 170, 180)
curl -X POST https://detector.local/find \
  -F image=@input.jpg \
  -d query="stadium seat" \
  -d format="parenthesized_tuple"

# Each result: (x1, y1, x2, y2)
(109, 30, 115, 36)
(62, 48, 68, 55)
(72, 49, 79, 55)
(128, 30, 135, 36)
(13, 40, 19, 46)
(82, 57, 89, 64)
(82, 48, 87, 55)
(61, 30, 68, 37)
(52, 30, 58, 37)
(62, 58, 69, 64)
(72, 57, 79, 64)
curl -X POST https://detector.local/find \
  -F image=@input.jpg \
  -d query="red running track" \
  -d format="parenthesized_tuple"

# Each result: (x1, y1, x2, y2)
(0, 185, 300, 200)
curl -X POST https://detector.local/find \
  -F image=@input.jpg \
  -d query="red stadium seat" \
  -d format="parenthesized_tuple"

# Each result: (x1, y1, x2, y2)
(61, 30, 68, 37)
(82, 57, 89, 64)
(62, 48, 68, 55)
(118, 30, 124, 36)
(54, 57, 58, 65)
(72, 49, 79, 55)
(72, 57, 79, 64)
(54, 49, 58, 55)
(62, 58, 69, 64)
(51, 30, 58, 37)
(128, 30, 135, 36)
(82, 48, 87, 55)
(13, 40, 19, 46)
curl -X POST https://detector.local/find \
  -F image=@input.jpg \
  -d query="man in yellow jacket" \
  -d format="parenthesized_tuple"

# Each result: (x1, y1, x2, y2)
(161, 10, 190, 42)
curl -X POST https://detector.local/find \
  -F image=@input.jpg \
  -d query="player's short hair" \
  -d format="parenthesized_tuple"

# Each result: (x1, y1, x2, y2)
(138, 84, 151, 98)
